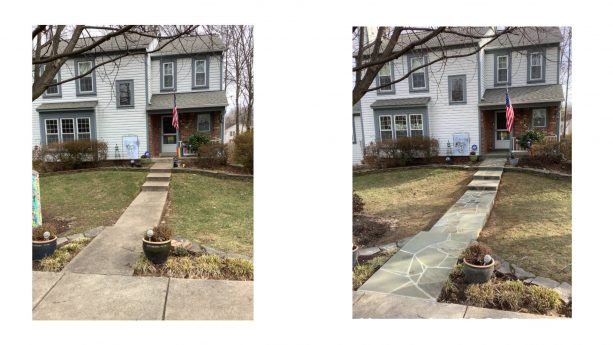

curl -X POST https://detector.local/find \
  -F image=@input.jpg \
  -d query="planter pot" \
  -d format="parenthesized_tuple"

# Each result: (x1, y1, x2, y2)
(352, 245, 359, 268)
(33, 236, 57, 260)
(463, 258, 495, 284)
(469, 154, 478, 162)
(143, 238, 172, 264)
(509, 158, 519, 166)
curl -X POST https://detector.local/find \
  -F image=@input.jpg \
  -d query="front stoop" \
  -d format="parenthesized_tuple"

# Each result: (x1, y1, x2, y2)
(467, 179, 500, 191)
(142, 180, 170, 191)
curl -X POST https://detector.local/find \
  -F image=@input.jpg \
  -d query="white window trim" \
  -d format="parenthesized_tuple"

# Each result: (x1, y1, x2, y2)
(162, 62, 175, 89)
(60, 118, 76, 142)
(77, 61, 94, 93)
(410, 57, 427, 90)
(43, 66, 61, 96)
(496, 55, 509, 83)
(529, 52, 543, 81)
(393, 115, 409, 138)
(378, 62, 393, 92)
(194, 59, 207, 87)
(409, 114, 424, 136)
(45, 119, 59, 144)
(532, 108, 547, 128)
(379, 115, 393, 140)
(197, 113, 212, 132)
(77, 117, 91, 140)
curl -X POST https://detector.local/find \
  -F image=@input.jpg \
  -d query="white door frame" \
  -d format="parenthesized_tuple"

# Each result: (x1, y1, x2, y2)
(494, 111, 511, 150)
(161, 115, 178, 153)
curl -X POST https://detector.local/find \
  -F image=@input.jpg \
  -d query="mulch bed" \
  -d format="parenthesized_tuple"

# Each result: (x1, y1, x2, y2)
(40, 212, 72, 236)
(517, 157, 572, 174)
(353, 214, 391, 247)
(179, 159, 248, 175)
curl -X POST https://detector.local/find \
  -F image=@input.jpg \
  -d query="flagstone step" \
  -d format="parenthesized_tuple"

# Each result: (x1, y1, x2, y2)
(142, 180, 170, 192)
(473, 170, 503, 180)
(146, 172, 171, 182)
(150, 162, 173, 173)
(467, 179, 500, 191)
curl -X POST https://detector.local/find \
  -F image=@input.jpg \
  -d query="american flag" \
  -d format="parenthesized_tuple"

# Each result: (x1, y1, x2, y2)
(172, 93, 179, 129)
(505, 91, 514, 133)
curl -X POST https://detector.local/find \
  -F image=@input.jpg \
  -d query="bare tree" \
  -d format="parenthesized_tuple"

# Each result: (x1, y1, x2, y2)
(32, 25, 200, 101)
(560, 27, 572, 137)
(239, 26, 254, 131)
(352, 26, 525, 105)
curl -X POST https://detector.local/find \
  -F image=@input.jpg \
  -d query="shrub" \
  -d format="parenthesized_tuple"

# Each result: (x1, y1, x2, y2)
(32, 223, 57, 241)
(353, 192, 364, 214)
(465, 281, 496, 307)
(34, 140, 108, 171)
(526, 285, 561, 313)
(462, 243, 492, 265)
(530, 141, 563, 164)
(560, 135, 572, 161)
(353, 215, 390, 246)
(145, 224, 175, 242)
(233, 130, 254, 174)
(362, 136, 439, 168)
(519, 129, 545, 149)
(187, 134, 210, 152)
(197, 143, 228, 168)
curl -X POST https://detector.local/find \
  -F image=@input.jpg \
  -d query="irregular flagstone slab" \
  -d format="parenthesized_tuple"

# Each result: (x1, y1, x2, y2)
(379, 242, 398, 252)
(358, 247, 381, 257)
(84, 226, 105, 238)
(392, 282, 431, 299)
(33, 272, 168, 320)
(358, 269, 413, 294)
(414, 247, 448, 268)
(464, 306, 558, 319)
(382, 251, 414, 275)
(417, 267, 452, 299)
(400, 232, 448, 253)
(439, 256, 460, 269)
(353, 292, 467, 319)
(512, 264, 536, 280)
(554, 282, 572, 304)
(527, 276, 560, 289)
(165, 279, 253, 320)
(32, 271, 63, 309)
(396, 236, 412, 248)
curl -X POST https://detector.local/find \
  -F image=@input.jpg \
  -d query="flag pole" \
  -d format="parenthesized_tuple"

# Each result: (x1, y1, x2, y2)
(507, 86, 512, 157)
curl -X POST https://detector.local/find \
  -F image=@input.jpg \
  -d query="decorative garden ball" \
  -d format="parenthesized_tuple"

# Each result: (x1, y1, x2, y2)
(43, 231, 50, 240)
(483, 254, 493, 264)
(146, 229, 154, 240)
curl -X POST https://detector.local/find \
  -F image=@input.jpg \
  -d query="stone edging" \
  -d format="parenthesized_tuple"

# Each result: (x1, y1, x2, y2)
(356, 236, 413, 257)
(504, 166, 571, 180)
(39, 166, 151, 177)
(353, 164, 480, 177)
(55, 226, 106, 246)
(172, 237, 252, 261)
(172, 168, 253, 181)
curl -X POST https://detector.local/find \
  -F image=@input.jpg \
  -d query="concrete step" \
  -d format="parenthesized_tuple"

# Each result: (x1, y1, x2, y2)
(477, 166, 504, 171)
(142, 180, 170, 192)
(151, 157, 173, 163)
(473, 170, 503, 180)
(146, 172, 171, 182)
(150, 162, 173, 173)
(467, 179, 499, 191)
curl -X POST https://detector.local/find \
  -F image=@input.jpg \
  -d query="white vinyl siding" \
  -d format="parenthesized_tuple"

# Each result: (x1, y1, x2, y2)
(484, 46, 559, 88)
(150, 55, 222, 94)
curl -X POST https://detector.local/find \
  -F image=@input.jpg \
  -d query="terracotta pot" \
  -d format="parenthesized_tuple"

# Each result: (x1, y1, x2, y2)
(33, 236, 58, 260)
(463, 258, 495, 283)
(143, 238, 172, 264)
(352, 245, 359, 268)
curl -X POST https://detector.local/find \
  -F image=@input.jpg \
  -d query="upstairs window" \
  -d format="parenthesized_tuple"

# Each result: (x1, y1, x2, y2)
(409, 56, 428, 91)
(378, 63, 393, 92)
(76, 60, 95, 94)
(116, 80, 134, 107)
(448, 75, 466, 104)
(41, 65, 61, 97)
(162, 61, 175, 90)
(194, 59, 208, 88)
(496, 55, 509, 84)
(529, 52, 544, 82)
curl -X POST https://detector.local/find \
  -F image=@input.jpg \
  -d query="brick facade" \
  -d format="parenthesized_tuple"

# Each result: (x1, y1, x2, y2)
(480, 105, 558, 153)
(146, 111, 223, 157)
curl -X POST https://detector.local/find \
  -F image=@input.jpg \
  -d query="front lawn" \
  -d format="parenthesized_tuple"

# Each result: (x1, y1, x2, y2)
(40, 171, 148, 235)
(353, 168, 473, 245)
(478, 172, 572, 283)
(165, 174, 253, 256)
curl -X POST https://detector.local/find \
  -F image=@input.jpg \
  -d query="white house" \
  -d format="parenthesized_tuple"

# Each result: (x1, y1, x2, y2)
(224, 123, 248, 142)
(353, 27, 565, 165)
(32, 34, 228, 158)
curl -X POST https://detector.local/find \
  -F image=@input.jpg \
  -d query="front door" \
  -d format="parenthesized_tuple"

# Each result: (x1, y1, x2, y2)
(161, 116, 177, 153)
(495, 111, 511, 150)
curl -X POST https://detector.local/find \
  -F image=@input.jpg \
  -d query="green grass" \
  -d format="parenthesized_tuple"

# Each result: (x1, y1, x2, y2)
(40, 171, 148, 235)
(352, 250, 396, 290)
(166, 174, 253, 256)
(353, 168, 473, 244)
(479, 172, 572, 283)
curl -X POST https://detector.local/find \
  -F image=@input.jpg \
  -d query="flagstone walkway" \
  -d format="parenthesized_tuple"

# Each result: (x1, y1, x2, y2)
(357, 157, 506, 301)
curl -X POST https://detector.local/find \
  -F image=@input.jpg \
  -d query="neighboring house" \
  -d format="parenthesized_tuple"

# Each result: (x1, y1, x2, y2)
(353, 27, 565, 165)
(32, 34, 228, 158)
(224, 123, 248, 142)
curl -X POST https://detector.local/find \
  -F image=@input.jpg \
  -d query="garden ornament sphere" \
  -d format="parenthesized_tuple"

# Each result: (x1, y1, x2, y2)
(43, 231, 50, 240)
(146, 229, 154, 240)
(483, 254, 493, 264)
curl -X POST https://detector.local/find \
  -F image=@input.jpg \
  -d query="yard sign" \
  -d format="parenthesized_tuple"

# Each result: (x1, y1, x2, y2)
(452, 133, 470, 156)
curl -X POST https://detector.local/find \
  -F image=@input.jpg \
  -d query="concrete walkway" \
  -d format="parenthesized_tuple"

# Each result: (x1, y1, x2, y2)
(357, 158, 506, 301)
(353, 291, 558, 319)
(33, 159, 253, 320)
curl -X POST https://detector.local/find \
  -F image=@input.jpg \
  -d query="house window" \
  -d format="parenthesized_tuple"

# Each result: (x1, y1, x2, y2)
(230, 131, 235, 137)
(448, 75, 466, 104)
(394, 115, 408, 139)
(409, 56, 427, 91)
(42, 66, 61, 97)
(194, 59, 207, 87)
(197, 114, 211, 132)
(61, 119, 75, 142)
(378, 63, 393, 92)
(496, 55, 509, 84)
(162, 62, 175, 90)
(529, 52, 543, 81)
(410, 114, 424, 137)
(45, 119, 59, 144)
(379, 115, 393, 140)
(77, 60, 95, 94)
(77, 118, 91, 140)
(116, 80, 134, 107)
(532, 108, 547, 128)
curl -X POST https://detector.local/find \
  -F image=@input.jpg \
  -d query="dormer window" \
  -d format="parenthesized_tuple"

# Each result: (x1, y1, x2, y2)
(377, 62, 393, 93)
(496, 54, 509, 85)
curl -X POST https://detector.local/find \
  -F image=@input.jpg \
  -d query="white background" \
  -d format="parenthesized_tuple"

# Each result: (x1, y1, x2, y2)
(1, 1, 611, 344)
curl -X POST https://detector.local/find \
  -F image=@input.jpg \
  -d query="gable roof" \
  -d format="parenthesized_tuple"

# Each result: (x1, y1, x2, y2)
(485, 27, 563, 50)
(147, 91, 228, 111)
(151, 35, 225, 56)
(480, 84, 564, 107)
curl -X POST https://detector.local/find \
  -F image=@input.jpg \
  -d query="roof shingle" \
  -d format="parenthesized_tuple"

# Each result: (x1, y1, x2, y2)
(371, 97, 430, 109)
(147, 91, 228, 111)
(480, 84, 564, 106)
(37, 101, 98, 111)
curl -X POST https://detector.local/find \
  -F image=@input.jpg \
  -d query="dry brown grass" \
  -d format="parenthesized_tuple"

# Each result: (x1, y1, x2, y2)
(479, 172, 572, 283)
(353, 168, 473, 245)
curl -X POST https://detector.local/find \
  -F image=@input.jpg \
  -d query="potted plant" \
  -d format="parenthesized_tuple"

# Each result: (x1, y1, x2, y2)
(32, 224, 58, 260)
(142, 224, 175, 264)
(352, 244, 359, 268)
(509, 153, 519, 166)
(469, 150, 478, 162)
(462, 243, 495, 284)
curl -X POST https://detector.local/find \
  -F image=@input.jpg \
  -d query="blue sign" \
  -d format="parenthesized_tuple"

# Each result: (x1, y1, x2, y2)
(471, 144, 478, 151)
